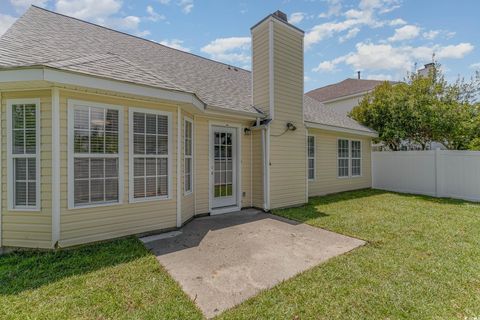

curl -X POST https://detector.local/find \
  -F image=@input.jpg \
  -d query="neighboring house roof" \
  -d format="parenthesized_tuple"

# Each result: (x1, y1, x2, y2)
(0, 6, 374, 135)
(306, 78, 388, 103)
(304, 95, 376, 135)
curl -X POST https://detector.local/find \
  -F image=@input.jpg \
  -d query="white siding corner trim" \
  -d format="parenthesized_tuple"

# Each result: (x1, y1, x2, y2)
(51, 88, 61, 246)
(176, 108, 182, 227)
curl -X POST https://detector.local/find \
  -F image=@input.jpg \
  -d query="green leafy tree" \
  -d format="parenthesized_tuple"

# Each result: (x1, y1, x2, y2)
(351, 61, 480, 150)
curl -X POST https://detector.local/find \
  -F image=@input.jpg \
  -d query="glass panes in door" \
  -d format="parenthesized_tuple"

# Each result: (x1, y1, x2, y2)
(214, 131, 233, 198)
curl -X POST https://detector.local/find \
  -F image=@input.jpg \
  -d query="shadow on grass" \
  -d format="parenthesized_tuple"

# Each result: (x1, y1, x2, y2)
(0, 237, 148, 296)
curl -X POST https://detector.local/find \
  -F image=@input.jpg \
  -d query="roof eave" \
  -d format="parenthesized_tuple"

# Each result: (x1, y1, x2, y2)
(0, 66, 206, 111)
(305, 120, 378, 137)
(205, 104, 264, 120)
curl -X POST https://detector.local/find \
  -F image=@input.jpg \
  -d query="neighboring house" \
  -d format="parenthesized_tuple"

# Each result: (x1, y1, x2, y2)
(0, 7, 376, 250)
(306, 78, 388, 116)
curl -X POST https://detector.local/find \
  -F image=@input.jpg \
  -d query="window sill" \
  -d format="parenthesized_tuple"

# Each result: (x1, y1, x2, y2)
(184, 191, 193, 197)
(68, 201, 122, 210)
(129, 196, 172, 204)
(8, 207, 41, 212)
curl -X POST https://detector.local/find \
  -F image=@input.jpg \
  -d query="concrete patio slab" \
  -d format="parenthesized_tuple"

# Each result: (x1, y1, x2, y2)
(143, 209, 365, 318)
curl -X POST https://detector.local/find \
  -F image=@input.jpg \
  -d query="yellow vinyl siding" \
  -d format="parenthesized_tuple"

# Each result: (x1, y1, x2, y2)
(308, 129, 372, 196)
(251, 21, 270, 116)
(269, 21, 306, 209)
(58, 90, 178, 247)
(1, 90, 52, 249)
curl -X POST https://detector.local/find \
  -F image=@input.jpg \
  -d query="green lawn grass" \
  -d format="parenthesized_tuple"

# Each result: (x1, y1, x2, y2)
(1, 189, 479, 319)
(0, 238, 202, 320)
(219, 189, 480, 320)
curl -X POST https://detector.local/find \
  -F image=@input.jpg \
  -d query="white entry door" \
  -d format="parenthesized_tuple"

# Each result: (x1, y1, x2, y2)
(210, 126, 237, 209)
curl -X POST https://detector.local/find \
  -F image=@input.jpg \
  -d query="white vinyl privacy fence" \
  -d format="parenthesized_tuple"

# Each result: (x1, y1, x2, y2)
(372, 150, 480, 202)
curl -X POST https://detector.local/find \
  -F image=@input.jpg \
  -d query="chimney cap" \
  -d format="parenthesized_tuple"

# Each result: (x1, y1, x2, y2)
(273, 10, 288, 22)
(250, 10, 305, 34)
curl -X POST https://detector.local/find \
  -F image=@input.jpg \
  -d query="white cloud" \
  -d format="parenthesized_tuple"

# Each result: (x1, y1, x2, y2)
(470, 63, 480, 69)
(201, 37, 251, 64)
(366, 73, 393, 80)
(55, 0, 122, 21)
(313, 42, 474, 73)
(389, 18, 406, 26)
(306, 0, 405, 49)
(10, 0, 48, 12)
(436, 43, 474, 59)
(146, 5, 165, 22)
(178, 0, 193, 14)
(423, 30, 440, 40)
(339, 27, 360, 43)
(158, 0, 170, 4)
(0, 13, 17, 36)
(319, 0, 342, 18)
(288, 12, 305, 25)
(55, 0, 150, 36)
(388, 25, 421, 42)
(159, 39, 190, 52)
(313, 60, 338, 72)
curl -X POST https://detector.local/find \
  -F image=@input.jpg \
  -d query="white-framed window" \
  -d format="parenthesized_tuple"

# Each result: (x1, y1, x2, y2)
(337, 138, 362, 178)
(351, 140, 362, 177)
(307, 135, 315, 181)
(184, 117, 193, 195)
(337, 139, 350, 178)
(68, 100, 124, 209)
(129, 108, 172, 202)
(7, 99, 41, 210)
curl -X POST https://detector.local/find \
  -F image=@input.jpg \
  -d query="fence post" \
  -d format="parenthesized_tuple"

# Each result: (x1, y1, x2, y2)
(434, 148, 440, 197)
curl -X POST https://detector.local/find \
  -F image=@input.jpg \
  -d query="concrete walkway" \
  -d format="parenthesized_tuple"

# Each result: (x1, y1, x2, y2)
(142, 209, 365, 318)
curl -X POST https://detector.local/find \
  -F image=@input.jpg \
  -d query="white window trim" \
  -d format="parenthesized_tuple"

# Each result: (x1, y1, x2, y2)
(307, 135, 315, 181)
(337, 138, 362, 179)
(351, 140, 362, 178)
(7, 98, 41, 211)
(128, 107, 172, 203)
(67, 99, 124, 210)
(184, 117, 194, 196)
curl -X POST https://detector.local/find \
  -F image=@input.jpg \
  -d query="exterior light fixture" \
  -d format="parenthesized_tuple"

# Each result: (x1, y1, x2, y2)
(286, 122, 296, 131)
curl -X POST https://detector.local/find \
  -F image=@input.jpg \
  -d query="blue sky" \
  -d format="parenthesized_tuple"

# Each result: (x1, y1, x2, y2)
(1, 0, 479, 91)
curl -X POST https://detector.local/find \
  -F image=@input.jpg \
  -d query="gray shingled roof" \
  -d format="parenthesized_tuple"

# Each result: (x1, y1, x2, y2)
(0, 6, 255, 113)
(0, 6, 374, 134)
(306, 78, 388, 103)
(304, 95, 376, 134)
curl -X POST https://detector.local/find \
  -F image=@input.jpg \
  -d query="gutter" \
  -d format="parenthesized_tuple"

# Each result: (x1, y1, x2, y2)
(0, 66, 206, 111)
(305, 121, 378, 137)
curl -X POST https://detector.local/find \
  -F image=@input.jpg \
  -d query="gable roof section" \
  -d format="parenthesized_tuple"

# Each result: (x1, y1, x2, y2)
(304, 95, 376, 135)
(0, 7, 375, 134)
(306, 78, 388, 103)
(0, 6, 255, 114)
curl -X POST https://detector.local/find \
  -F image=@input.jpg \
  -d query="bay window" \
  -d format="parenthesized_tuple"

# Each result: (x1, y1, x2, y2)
(7, 99, 40, 210)
(68, 100, 123, 208)
(129, 109, 171, 202)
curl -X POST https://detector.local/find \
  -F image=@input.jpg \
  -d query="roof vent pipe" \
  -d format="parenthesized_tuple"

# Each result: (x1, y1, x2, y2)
(357, 71, 361, 79)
